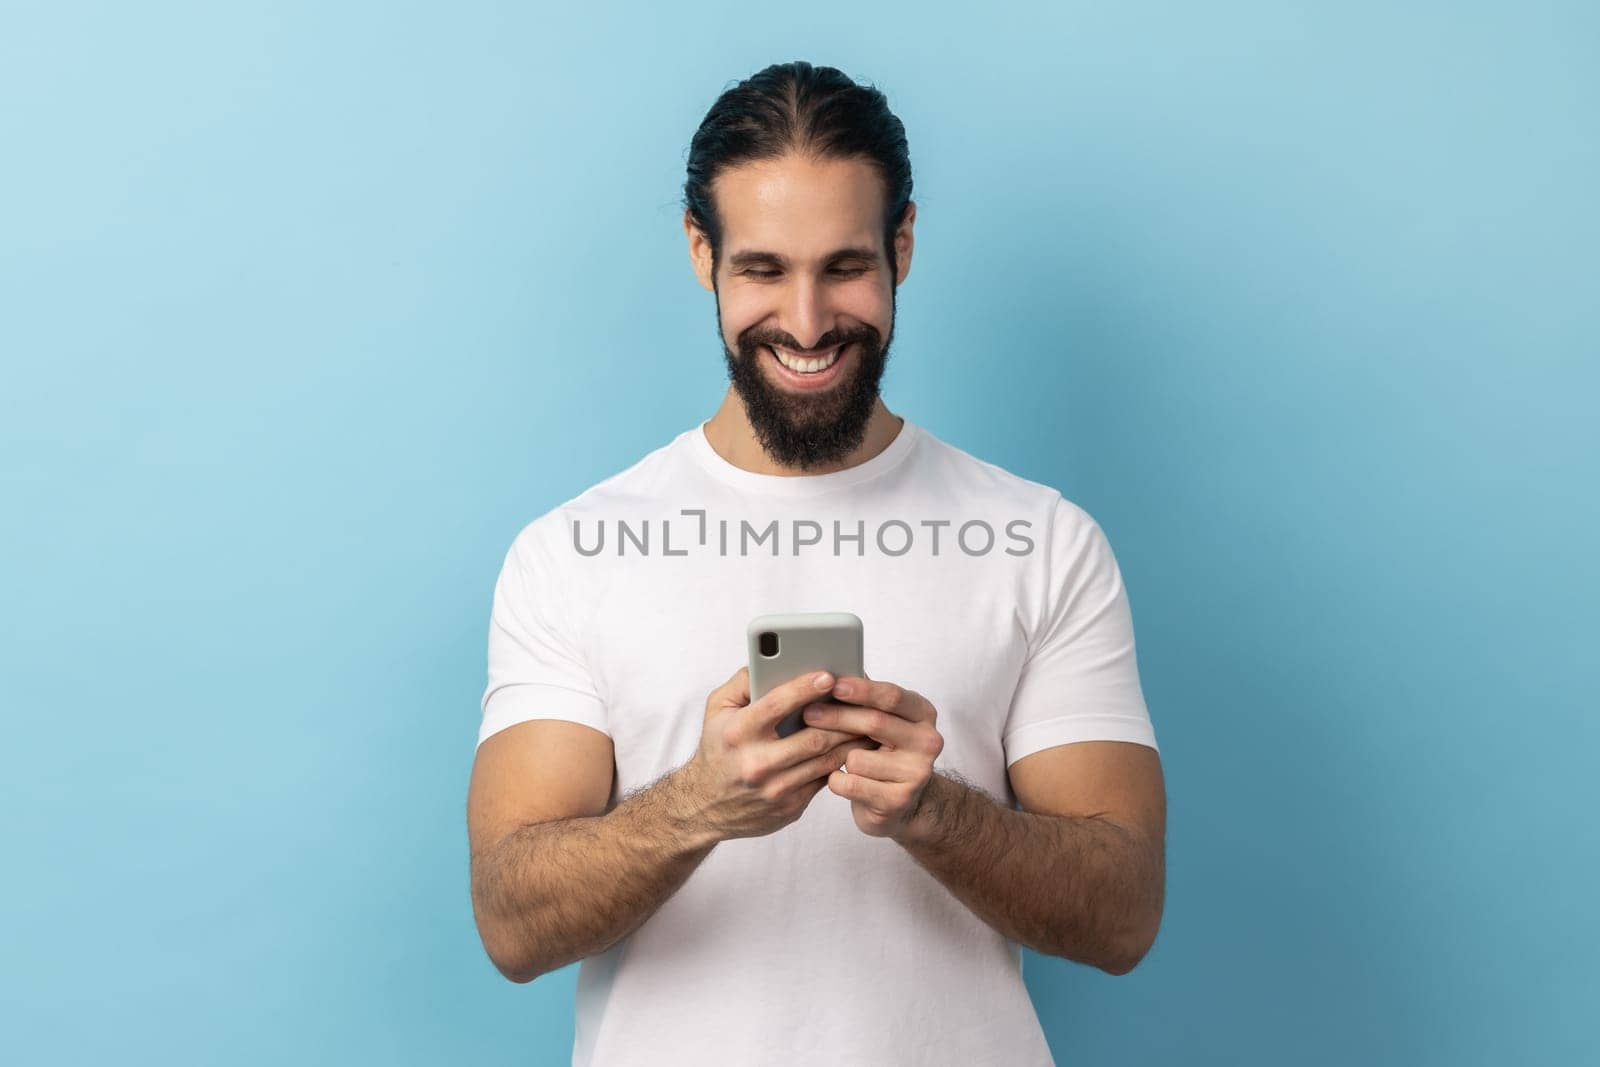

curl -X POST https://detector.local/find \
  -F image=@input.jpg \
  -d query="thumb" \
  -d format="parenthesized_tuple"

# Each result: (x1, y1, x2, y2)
(709, 663, 751, 710)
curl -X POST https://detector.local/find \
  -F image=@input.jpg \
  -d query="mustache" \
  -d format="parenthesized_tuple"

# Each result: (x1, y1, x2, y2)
(739, 330, 878, 355)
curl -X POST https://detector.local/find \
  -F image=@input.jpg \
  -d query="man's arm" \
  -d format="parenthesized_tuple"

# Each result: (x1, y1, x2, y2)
(805, 676, 1166, 976)
(894, 741, 1165, 976)
(469, 668, 872, 984)
(468, 722, 721, 984)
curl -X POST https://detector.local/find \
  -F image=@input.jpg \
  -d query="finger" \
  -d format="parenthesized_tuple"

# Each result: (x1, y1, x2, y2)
(797, 774, 831, 805)
(802, 704, 919, 748)
(770, 737, 876, 796)
(836, 744, 914, 784)
(708, 664, 751, 711)
(829, 677, 930, 723)
(765, 722, 866, 774)
(829, 764, 898, 809)
(799, 700, 884, 743)
(744, 669, 839, 736)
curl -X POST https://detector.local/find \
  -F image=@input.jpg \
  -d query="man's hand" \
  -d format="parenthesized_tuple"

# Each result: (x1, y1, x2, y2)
(800, 675, 945, 840)
(683, 665, 878, 842)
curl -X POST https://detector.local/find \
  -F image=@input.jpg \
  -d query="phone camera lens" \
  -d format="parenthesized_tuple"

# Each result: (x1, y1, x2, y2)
(758, 631, 779, 657)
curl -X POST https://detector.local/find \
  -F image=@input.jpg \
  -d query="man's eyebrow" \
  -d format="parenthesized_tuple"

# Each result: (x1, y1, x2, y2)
(726, 246, 879, 269)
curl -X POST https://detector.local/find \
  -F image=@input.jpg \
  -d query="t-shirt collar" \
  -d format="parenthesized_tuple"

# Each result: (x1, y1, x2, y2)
(685, 416, 921, 497)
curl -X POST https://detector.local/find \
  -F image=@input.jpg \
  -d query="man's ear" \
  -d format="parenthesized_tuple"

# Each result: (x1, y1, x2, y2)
(684, 209, 714, 292)
(893, 200, 916, 288)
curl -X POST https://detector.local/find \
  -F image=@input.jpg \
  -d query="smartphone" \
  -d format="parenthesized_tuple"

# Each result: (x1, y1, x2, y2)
(747, 611, 864, 738)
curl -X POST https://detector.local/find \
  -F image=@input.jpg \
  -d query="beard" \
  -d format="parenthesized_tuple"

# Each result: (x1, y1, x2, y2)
(716, 287, 896, 471)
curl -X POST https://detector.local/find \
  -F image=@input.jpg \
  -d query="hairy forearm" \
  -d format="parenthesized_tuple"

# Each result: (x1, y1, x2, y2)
(897, 771, 1164, 975)
(471, 765, 720, 982)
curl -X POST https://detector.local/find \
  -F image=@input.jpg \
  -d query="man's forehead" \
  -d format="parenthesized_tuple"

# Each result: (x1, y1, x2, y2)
(713, 156, 885, 257)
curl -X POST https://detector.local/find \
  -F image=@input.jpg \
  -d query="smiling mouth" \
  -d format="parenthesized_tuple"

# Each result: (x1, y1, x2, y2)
(765, 343, 847, 374)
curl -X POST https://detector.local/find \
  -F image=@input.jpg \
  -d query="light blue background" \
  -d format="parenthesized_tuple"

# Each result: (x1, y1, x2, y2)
(3, 2, 1595, 1064)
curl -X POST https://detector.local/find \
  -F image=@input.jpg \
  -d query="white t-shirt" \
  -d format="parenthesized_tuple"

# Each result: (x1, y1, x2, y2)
(478, 416, 1158, 1067)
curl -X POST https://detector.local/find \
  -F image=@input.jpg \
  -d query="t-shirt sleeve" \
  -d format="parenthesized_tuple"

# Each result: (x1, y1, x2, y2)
(1002, 493, 1158, 767)
(478, 514, 608, 748)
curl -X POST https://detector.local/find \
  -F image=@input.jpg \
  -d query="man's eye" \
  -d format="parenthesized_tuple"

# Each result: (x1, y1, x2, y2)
(743, 267, 868, 280)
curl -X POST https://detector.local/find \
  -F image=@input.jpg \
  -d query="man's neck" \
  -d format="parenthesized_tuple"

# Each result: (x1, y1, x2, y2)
(701, 390, 904, 477)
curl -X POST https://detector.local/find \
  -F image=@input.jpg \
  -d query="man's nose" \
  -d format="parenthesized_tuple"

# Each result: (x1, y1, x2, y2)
(782, 277, 830, 351)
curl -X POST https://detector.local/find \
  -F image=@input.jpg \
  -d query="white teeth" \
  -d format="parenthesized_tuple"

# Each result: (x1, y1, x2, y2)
(771, 344, 843, 374)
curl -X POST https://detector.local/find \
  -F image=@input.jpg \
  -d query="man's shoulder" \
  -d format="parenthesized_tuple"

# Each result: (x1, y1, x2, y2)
(913, 424, 1074, 515)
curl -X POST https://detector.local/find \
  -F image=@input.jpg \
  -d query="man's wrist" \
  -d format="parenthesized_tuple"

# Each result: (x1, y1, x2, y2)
(659, 761, 724, 851)
(895, 770, 953, 848)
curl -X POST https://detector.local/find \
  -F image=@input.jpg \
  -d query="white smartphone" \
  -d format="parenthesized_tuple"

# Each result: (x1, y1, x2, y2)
(747, 611, 865, 738)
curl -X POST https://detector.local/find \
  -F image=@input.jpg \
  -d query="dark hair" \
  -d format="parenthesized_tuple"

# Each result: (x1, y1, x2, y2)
(683, 61, 913, 285)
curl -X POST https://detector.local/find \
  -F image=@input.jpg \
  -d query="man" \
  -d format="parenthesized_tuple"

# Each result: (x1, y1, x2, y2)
(467, 60, 1165, 1066)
